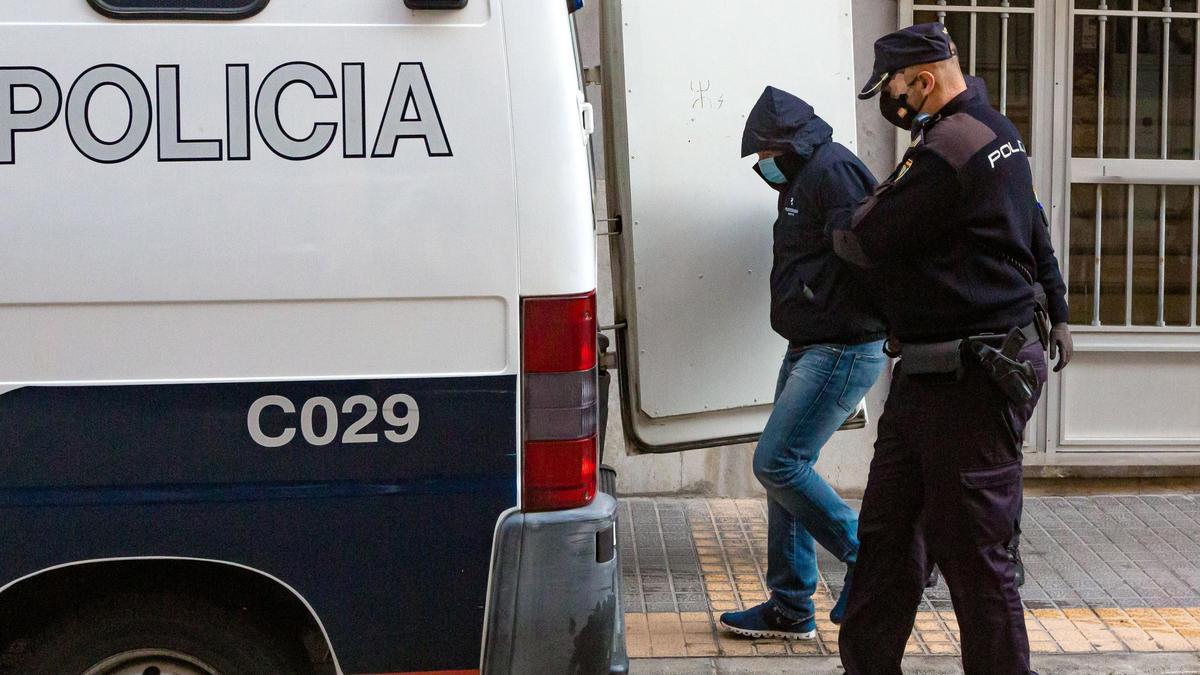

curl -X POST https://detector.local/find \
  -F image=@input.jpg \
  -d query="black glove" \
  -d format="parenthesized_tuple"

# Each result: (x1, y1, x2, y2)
(1049, 322, 1073, 372)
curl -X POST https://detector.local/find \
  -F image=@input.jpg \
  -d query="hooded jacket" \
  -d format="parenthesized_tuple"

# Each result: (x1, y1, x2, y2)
(742, 87, 886, 347)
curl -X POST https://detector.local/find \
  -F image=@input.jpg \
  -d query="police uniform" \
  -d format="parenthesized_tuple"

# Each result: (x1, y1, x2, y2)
(833, 25, 1047, 675)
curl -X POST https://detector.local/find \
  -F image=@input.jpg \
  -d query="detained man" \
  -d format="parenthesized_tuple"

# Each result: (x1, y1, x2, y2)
(718, 87, 887, 640)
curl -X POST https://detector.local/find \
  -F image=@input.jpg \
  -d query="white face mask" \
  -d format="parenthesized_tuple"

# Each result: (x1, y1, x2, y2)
(757, 156, 787, 185)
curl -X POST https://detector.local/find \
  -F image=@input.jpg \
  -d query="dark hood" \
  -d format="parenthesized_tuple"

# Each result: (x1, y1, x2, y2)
(741, 86, 834, 160)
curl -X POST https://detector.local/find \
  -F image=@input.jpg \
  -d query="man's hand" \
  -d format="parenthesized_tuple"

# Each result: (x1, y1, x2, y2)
(1048, 322, 1073, 372)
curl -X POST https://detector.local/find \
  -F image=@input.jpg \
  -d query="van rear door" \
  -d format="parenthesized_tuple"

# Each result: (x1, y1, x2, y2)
(598, 0, 864, 452)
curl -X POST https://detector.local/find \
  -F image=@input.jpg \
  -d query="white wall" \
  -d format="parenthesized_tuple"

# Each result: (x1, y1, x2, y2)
(579, 0, 900, 497)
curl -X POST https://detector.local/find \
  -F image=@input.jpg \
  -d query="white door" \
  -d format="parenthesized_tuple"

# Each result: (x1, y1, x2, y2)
(599, 0, 861, 452)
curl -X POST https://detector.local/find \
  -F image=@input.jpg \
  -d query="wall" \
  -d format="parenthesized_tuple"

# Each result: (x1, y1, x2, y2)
(577, 0, 899, 497)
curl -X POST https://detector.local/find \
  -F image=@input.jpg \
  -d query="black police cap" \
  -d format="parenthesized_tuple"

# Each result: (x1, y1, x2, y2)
(858, 23, 956, 100)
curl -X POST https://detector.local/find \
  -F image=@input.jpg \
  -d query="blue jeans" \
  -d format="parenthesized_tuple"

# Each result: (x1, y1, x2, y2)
(753, 340, 887, 621)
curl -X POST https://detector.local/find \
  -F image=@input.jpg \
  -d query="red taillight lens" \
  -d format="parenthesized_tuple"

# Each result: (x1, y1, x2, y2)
(522, 293, 597, 373)
(521, 292, 599, 513)
(523, 438, 597, 512)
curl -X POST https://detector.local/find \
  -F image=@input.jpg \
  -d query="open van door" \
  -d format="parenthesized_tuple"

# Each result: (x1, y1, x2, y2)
(599, 0, 864, 453)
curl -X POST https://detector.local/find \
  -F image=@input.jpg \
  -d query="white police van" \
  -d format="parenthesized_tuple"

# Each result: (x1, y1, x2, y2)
(0, 0, 621, 673)
(0, 0, 861, 672)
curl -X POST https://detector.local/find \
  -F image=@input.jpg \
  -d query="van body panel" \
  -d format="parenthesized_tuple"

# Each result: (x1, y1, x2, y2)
(503, 1, 597, 298)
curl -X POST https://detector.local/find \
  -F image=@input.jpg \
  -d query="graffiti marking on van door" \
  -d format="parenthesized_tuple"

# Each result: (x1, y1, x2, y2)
(0, 62, 451, 165)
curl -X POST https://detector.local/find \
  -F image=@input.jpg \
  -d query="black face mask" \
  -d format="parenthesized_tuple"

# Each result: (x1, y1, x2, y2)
(879, 77, 925, 130)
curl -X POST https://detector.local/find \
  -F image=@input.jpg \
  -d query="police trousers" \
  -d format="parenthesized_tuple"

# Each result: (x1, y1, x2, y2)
(839, 342, 1046, 675)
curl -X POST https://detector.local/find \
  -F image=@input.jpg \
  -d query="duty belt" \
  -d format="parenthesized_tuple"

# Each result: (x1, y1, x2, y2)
(897, 322, 1040, 404)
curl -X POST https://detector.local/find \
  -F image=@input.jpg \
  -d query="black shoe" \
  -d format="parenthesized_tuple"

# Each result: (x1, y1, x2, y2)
(926, 565, 939, 589)
(1008, 543, 1025, 587)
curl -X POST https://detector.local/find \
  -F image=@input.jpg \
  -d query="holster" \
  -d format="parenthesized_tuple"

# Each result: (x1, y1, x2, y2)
(966, 327, 1037, 405)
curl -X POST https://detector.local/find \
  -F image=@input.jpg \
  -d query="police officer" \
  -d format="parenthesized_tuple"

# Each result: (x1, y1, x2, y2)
(883, 70, 1075, 589)
(832, 24, 1047, 674)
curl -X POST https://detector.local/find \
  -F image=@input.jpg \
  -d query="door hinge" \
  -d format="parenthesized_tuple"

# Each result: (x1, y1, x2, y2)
(596, 216, 622, 237)
(583, 66, 602, 87)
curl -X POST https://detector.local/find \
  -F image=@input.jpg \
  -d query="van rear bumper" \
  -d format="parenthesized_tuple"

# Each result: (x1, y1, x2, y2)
(481, 491, 627, 675)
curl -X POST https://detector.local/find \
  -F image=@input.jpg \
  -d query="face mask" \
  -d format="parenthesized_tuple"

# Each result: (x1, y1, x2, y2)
(756, 156, 788, 185)
(879, 75, 926, 130)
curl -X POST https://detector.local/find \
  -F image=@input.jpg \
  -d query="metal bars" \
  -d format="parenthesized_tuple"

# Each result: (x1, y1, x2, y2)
(914, 3, 1035, 13)
(1072, 0, 1200, 328)
(971, 0, 979, 75)
(1001, 0, 1011, 113)
(1126, 184, 1135, 324)
(1194, 17, 1200, 325)
(1157, 2, 1171, 325)
(1094, 1, 1108, 326)
(1094, 186, 1104, 325)
(921, 1, 1027, 132)
(1127, 3, 1138, 326)
(1098, 4, 1107, 155)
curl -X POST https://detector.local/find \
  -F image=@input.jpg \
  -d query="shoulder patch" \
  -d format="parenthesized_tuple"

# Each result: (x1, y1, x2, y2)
(923, 112, 997, 170)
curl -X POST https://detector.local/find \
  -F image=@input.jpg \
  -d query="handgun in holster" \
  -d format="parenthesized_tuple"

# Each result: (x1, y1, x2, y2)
(966, 327, 1037, 405)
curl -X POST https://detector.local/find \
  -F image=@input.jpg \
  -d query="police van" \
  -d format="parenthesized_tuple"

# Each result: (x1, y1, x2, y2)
(0, 0, 623, 673)
(0, 0, 862, 673)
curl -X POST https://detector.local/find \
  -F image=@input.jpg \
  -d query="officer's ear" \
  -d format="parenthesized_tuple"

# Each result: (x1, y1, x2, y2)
(914, 70, 936, 96)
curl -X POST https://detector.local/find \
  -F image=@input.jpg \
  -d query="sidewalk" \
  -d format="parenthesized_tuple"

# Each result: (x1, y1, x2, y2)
(619, 495, 1200, 664)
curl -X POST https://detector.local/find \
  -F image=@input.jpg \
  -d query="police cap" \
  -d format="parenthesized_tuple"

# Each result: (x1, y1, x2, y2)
(858, 23, 956, 100)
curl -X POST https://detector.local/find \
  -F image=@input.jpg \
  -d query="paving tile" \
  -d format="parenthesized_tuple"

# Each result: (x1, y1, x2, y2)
(684, 639, 717, 654)
(1030, 641, 1060, 653)
(715, 637, 756, 656)
(784, 641, 820, 655)
(754, 643, 788, 655)
(927, 642, 958, 655)
(1146, 629, 1193, 651)
(625, 637, 650, 658)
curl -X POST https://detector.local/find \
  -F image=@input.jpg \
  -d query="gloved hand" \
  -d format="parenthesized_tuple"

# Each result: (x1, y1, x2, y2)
(1048, 322, 1073, 372)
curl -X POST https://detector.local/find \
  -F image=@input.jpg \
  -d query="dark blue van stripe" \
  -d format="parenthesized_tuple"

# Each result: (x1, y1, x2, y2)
(0, 376, 517, 673)
(0, 476, 513, 508)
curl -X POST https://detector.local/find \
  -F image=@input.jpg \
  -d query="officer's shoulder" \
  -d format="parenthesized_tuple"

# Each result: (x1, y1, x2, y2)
(922, 108, 999, 171)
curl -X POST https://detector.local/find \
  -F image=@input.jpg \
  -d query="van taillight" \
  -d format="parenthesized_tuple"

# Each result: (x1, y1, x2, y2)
(521, 292, 598, 512)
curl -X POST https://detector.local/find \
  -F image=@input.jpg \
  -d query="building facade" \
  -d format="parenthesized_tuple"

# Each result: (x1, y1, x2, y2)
(580, 0, 1200, 495)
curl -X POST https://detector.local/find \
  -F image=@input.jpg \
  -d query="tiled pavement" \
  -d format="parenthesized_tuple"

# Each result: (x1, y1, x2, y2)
(620, 495, 1200, 659)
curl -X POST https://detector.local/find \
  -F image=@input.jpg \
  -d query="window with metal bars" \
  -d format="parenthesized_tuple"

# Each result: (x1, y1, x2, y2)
(914, 0, 1037, 150)
(1069, 0, 1200, 327)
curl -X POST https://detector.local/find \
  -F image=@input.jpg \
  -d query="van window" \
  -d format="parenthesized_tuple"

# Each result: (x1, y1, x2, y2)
(88, 0, 269, 20)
